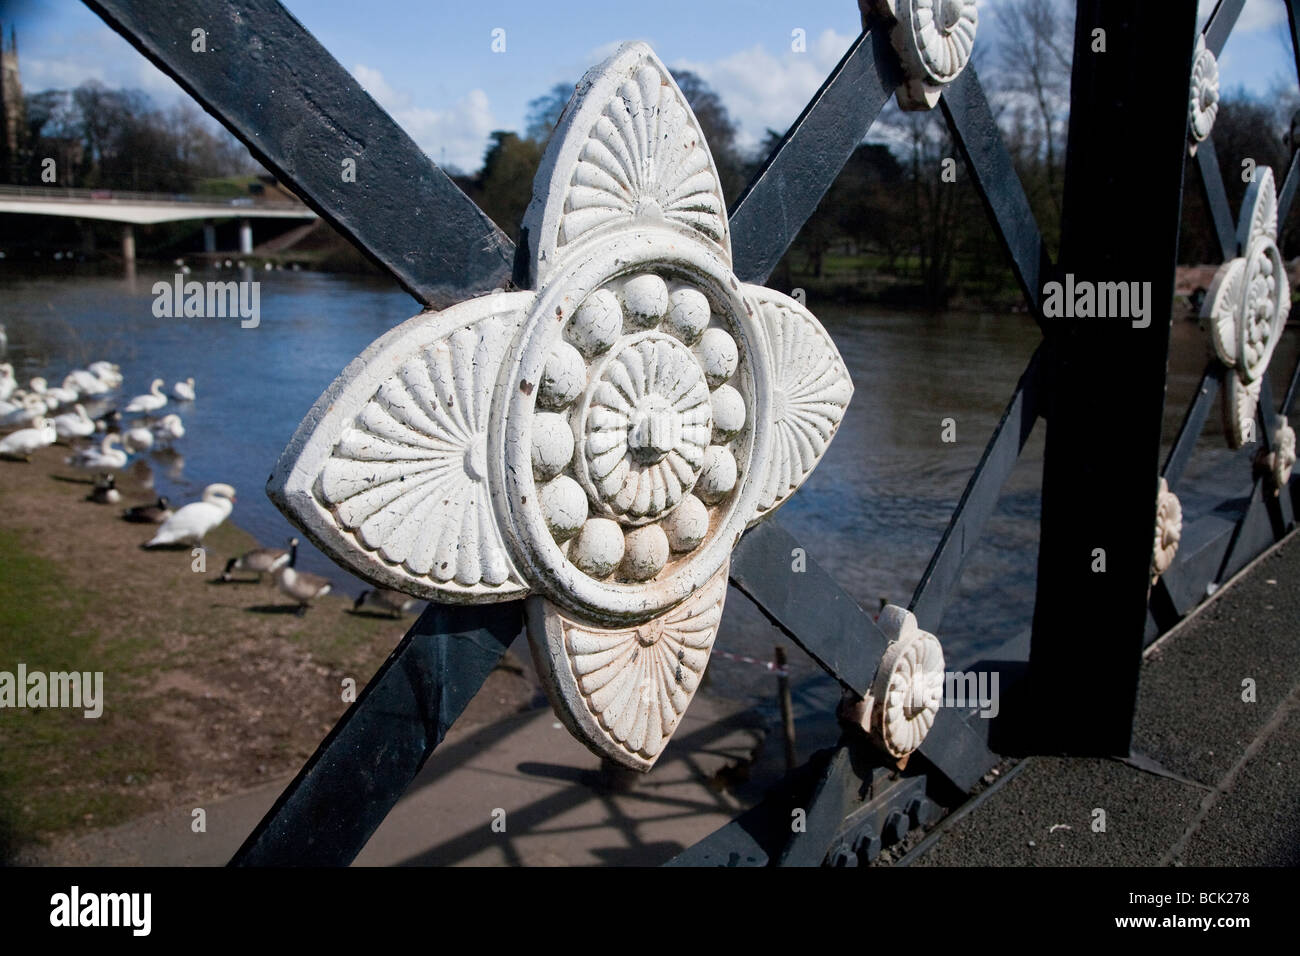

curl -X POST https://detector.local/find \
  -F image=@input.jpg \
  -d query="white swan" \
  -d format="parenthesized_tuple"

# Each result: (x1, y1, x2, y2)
(0, 418, 56, 460)
(146, 483, 236, 547)
(66, 433, 128, 471)
(65, 369, 110, 396)
(171, 378, 196, 401)
(0, 363, 15, 402)
(87, 361, 123, 388)
(32, 376, 78, 406)
(123, 424, 154, 453)
(151, 414, 185, 446)
(124, 379, 167, 415)
(0, 394, 47, 428)
(52, 403, 95, 440)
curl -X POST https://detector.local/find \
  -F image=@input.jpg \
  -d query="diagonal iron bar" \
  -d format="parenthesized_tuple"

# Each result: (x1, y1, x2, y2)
(730, 519, 885, 697)
(230, 601, 523, 865)
(1205, 0, 1246, 56)
(941, 68, 1055, 321)
(1196, 140, 1239, 261)
(83, 0, 514, 307)
(729, 29, 899, 285)
(1278, 150, 1300, 228)
(909, 347, 1043, 634)
(1162, 362, 1223, 489)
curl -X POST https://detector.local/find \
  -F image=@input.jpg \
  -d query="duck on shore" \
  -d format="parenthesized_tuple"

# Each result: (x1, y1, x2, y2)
(145, 483, 235, 547)
(222, 536, 297, 583)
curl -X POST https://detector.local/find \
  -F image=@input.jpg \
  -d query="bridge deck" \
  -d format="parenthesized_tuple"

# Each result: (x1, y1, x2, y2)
(909, 531, 1300, 867)
(0, 186, 316, 225)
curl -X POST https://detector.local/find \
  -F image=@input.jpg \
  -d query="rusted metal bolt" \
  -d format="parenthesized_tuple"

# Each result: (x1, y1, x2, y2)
(883, 810, 910, 845)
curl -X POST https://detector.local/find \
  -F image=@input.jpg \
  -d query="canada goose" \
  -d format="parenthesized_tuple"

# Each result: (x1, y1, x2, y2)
(0, 418, 57, 460)
(122, 496, 172, 524)
(273, 565, 332, 615)
(87, 474, 121, 504)
(124, 379, 167, 415)
(66, 433, 128, 472)
(353, 588, 419, 618)
(94, 409, 122, 433)
(222, 536, 297, 582)
(52, 404, 95, 440)
(145, 483, 235, 547)
(171, 378, 196, 401)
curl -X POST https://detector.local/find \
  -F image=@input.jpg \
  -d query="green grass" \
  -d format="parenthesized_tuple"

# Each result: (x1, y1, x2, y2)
(0, 527, 161, 855)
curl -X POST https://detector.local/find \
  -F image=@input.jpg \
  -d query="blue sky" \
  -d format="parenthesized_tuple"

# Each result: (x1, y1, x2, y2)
(5, 0, 1298, 173)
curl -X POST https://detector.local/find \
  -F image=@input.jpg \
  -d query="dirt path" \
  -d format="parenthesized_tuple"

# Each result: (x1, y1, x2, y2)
(0, 444, 537, 860)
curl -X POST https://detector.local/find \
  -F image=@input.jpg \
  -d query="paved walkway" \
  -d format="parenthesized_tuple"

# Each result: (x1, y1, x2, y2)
(913, 535, 1300, 866)
(25, 690, 775, 867)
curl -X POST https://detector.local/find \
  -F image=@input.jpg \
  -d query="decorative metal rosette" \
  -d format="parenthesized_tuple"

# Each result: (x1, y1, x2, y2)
(268, 43, 853, 771)
(866, 0, 979, 110)
(1201, 167, 1291, 448)
(842, 606, 945, 760)
(1261, 416, 1296, 493)
(1152, 477, 1182, 585)
(1188, 34, 1219, 154)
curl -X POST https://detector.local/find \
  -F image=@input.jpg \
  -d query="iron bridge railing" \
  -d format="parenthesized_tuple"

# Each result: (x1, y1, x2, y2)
(70, 0, 1300, 866)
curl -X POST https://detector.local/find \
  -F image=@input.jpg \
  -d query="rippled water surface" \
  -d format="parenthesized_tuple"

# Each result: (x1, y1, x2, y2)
(1, 264, 1293, 705)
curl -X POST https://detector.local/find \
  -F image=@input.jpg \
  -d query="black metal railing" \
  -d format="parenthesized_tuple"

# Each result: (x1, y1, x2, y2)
(74, 0, 1299, 866)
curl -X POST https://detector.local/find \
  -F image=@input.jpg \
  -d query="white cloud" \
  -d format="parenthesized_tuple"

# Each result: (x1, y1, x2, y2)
(352, 63, 497, 173)
(670, 29, 856, 155)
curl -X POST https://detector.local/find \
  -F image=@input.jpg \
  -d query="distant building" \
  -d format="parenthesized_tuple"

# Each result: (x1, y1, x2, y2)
(0, 23, 23, 182)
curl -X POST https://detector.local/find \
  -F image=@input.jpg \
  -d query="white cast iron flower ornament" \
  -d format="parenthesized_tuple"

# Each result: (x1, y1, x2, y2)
(269, 44, 854, 771)
(865, 0, 979, 110)
(1201, 166, 1291, 448)
(1187, 34, 1220, 156)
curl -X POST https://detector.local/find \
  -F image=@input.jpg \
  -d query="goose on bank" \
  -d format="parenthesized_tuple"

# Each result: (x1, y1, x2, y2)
(145, 483, 235, 547)
(87, 473, 121, 504)
(0, 418, 57, 460)
(124, 379, 167, 415)
(66, 433, 128, 472)
(353, 588, 420, 618)
(122, 496, 172, 524)
(273, 563, 332, 616)
(52, 403, 95, 440)
(171, 378, 196, 401)
(222, 536, 297, 583)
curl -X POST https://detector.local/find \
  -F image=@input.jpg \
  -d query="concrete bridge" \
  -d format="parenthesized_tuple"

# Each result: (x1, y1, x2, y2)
(0, 184, 317, 263)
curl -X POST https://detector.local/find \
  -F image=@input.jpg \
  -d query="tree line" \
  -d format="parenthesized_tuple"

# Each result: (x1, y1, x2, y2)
(8, 0, 1300, 309)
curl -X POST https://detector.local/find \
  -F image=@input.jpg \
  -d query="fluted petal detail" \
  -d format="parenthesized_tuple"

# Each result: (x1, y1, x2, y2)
(268, 294, 536, 602)
(745, 287, 854, 521)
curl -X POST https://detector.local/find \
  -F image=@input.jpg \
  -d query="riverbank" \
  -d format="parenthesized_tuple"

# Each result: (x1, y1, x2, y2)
(0, 444, 539, 861)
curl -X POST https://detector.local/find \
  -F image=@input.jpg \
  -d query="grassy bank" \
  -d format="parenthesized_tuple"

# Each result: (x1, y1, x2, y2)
(0, 445, 535, 860)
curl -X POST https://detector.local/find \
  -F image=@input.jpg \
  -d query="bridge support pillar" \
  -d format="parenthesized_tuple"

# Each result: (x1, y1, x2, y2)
(120, 223, 135, 276)
(203, 221, 216, 253)
(238, 218, 253, 255)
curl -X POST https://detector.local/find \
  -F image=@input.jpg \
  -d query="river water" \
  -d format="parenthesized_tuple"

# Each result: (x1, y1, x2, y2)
(0, 264, 1293, 704)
